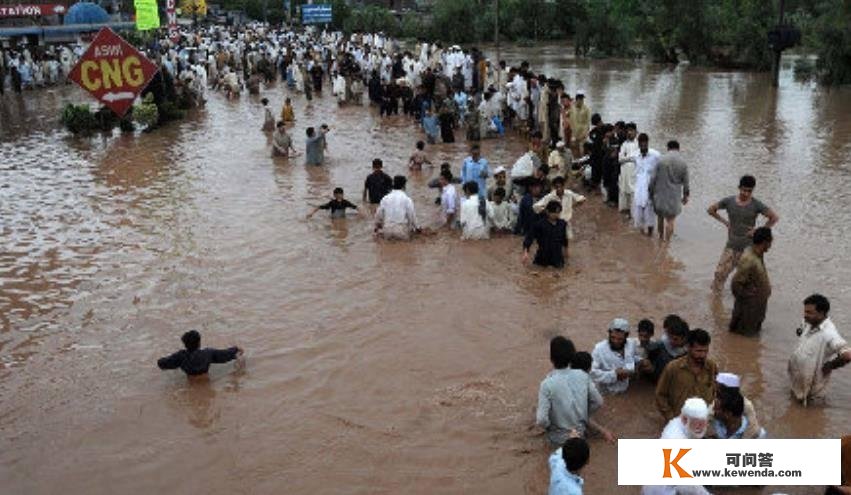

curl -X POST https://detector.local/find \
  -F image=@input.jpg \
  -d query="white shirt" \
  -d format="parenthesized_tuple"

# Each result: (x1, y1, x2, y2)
(487, 201, 515, 230)
(533, 189, 586, 223)
(633, 149, 661, 207)
(788, 317, 849, 402)
(440, 184, 459, 220)
(590, 338, 637, 394)
(459, 196, 489, 240)
(376, 190, 417, 231)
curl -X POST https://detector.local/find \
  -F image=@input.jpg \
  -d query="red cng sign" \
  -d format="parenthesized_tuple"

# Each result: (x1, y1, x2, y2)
(68, 28, 159, 117)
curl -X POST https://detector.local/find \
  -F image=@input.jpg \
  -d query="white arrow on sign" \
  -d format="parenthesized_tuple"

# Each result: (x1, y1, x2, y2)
(102, 92, 135, 102)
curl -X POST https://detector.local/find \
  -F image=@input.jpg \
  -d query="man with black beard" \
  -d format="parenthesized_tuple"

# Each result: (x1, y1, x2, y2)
(590, 318, 637, 394)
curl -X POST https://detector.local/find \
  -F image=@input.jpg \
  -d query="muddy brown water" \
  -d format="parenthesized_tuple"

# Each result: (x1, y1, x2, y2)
(1, 45, 850, 494)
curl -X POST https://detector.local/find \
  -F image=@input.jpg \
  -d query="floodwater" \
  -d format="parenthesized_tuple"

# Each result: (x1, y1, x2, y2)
(1, 44, 850, 494)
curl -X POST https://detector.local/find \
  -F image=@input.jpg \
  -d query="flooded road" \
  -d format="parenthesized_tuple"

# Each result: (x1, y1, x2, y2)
(1, 45, 850, 494)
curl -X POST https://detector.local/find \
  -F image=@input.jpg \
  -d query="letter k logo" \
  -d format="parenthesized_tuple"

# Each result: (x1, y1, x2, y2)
(662, 448, 693, 478)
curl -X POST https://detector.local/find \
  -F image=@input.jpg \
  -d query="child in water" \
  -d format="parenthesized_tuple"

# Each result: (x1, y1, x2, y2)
(261, 98, 275, 132)
(280, 97, 295, 123)
(157, 330, 243, 376)
(408, 140, 432, 171)
(307, 187, 360, 219)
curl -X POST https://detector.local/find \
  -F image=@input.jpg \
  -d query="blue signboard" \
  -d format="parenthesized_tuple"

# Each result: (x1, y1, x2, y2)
(302, 4, 331, 24)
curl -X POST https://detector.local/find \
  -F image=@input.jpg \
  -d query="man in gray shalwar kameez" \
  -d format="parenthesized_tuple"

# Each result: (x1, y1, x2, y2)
(650, 140, 689, 241)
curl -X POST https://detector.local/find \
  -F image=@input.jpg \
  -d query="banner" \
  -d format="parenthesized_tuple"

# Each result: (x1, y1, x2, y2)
(180, 0, 206, 17)
(301, 4, 331, 24)
(0, 4, 65, 18)
(134, 0, 160, 30)
(618, 439, 841, 486)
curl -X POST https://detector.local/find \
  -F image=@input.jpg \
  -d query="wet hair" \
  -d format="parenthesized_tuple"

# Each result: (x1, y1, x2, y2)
(803, 294, 830, 315)
(591, 113, 602, 125)
(638, 319, 655, 335)
(552, 176, 566, 186)
(416, 140, 425, 150)
(718, 388, 745, 417)
(333, 187, 344, 195)
(463, 181, 479, 195)
(493, 187, 506, 198)
(752, 227, 772, 245)
(182, 330, 201, 352)
(637, 133, 649, 143)
(667, 140, 680, 150)
(626, 122, 637, 131)
(562, 437, 591, 472)
(739, 175, 756, 189)
(546, 200, 562, 213)
(572, 351, 593, 373)
(440, 162, 451, 171)
(550, 336, 576, 369)
(306, 127, 315, 137)
(688, 328, 711, 347)
(261, 97, 269, 105)
(372, 158, 383, 168)
(393, 175, 407, 190)
(471, 144, 481, 152)
(440, 170, 453, 182)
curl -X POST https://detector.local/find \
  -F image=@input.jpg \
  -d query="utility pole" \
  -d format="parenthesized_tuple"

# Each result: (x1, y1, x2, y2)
(494, 0, 500, 65)
(771, 0, 785, 87)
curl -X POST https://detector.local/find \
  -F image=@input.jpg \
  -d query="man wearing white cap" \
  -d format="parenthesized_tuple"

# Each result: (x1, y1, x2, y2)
(707, 372, 764, 439)
(487, 165, 515, 202)
(591, 318, 637, 394)
(662, 397, 710, 439)
(642, 399, 713, 495)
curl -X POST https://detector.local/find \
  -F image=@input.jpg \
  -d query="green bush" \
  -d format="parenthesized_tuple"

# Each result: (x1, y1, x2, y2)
(133, 94, 159, 131)
(61, 104, 98, 135)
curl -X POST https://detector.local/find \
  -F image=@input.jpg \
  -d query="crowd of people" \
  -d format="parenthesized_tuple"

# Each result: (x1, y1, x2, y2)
(15, 20, 843, 495)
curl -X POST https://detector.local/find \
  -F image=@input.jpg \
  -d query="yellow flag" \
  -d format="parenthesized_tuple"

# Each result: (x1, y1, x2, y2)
(134, 0, 160, 30)
(180, 0, 207, 16)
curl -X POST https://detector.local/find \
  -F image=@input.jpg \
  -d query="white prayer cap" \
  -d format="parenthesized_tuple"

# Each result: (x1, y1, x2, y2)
(556, 141, 565, 148)
(609, 318, 629, 332)
(716, 372, 741, 388)
(494, 166, 507, 175)
(681, 398, 709, 420)
(576, 89, 586, 97)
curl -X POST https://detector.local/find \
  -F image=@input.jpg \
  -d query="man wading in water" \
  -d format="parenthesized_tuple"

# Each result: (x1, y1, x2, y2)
(707, 175, 779, 293)
(158, 330, 243, 376)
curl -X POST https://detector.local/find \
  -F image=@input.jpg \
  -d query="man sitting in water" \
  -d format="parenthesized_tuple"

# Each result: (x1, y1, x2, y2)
(157, 330, 243, 376)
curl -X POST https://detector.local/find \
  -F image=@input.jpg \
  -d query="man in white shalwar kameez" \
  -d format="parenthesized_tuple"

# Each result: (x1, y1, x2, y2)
(788, 294, 851, 405)
(642, 398, 712, 495)
(618, 124, 639, 213)
(591, 318, 637, 395)
(375, 176, 419, 241)
(632, 133, 661, 235)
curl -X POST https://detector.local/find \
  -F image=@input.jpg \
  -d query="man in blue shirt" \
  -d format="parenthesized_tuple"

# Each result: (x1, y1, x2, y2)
(549, 436, 590, 495)
(460, 144, 490, 199)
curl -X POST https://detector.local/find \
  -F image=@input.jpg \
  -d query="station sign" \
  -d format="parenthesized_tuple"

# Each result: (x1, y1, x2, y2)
(68, 27, 159, 117)
(0, 4, 65, 18)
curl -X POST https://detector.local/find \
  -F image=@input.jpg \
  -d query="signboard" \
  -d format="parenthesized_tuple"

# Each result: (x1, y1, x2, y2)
(166, 0, 177, 41)
(134, 0, 160, 30)
(301, 4, 330, 24)
(68, 28, 159, 117)
(180, 0, 207, 16)
(0, 4, 65, 18)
